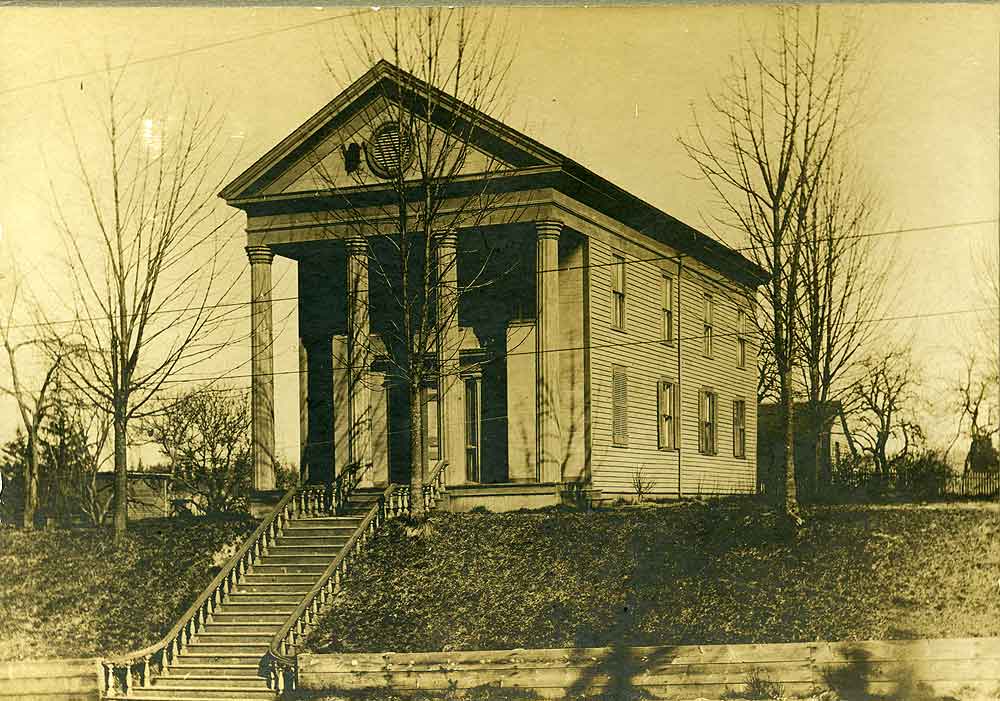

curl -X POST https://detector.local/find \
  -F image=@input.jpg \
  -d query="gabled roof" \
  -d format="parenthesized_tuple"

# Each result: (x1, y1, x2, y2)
(220, 60, 768, 286)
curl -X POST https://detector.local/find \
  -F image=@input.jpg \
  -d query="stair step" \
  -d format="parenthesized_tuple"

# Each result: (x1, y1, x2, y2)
(273, 534, 353, 546)
(154, 675, 270, 689)
(210, 611, 290, 624)
(201, 621, 284, 635)
(130, 686, 276, 699)
(214, 602, 298, 616)
(255, 554, 335, 565)
(171, 654, 264, 667)
(182, 642, 269, 656)
(274, 529, 356, 540)
(249, 563, 329, 575)
(235, 582, 314, 594)
(166, 664, 262, 678)
(226, 592, 309, 604)
(265, 545, 345, 557)
(286, 516, 363, 527)
(253, 551, 339, 574)
(194, 632, 274, 645)
(239, 574, 318, 586)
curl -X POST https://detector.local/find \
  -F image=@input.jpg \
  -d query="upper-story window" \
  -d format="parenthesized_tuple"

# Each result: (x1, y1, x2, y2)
(611, 254, 626, 330)
(661, 274, 674, 344)
(703, 293, 714, 357)
(736, 308, 747, 368)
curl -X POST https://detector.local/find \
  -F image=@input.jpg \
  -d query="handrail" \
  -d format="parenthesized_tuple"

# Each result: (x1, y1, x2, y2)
(263, 481, 410, 692)
(99, 465, 365, 698)
(421, 458, 448, 511)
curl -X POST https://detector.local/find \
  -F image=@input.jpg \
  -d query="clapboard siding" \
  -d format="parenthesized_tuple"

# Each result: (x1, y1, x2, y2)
(677, 257, 757, 496)
(588, 235, 682, 496)
(585, 231, 757, 497)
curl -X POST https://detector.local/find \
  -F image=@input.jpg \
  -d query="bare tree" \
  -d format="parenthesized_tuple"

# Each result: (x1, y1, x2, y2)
(682, 8, 855, 527)
(0, 278, 65, 529)
(312, 9, 518, 515)
(850, 347, 921, 477)
(952, 354, 998, 475)
(796, 162, 887, 493)
(54, 73, 239, 543)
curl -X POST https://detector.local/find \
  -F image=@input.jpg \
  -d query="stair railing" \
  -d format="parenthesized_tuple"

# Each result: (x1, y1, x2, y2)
(263, 478, 419, 692)
(98, 465, 365, 698)
(263, 460, 447, 692)
(422, 458, 448, 511)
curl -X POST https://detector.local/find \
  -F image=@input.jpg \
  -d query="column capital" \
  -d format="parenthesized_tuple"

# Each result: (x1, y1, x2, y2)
(345, 236, 368, 255)
(433, 229, 459, 249)
(245, 245, 274, 266)
(535, 220, 563, 240)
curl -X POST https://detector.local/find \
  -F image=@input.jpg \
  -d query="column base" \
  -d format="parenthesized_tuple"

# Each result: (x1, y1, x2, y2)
(248, 489, 285, 519)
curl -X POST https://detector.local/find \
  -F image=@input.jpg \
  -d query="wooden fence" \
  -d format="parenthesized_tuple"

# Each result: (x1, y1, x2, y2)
(299, 637, 1000, 700)
(830, 464, 1000, 500)
(0, 658, 100, 701)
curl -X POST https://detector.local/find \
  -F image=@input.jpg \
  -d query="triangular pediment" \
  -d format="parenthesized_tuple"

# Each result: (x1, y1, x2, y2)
(221, 61, 560, 202)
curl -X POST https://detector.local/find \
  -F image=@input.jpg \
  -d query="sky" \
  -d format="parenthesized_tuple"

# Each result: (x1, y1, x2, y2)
(0, 4, 997, 465)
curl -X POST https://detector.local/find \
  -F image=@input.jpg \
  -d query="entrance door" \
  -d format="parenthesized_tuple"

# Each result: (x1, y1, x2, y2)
(464, 376, 482, 482)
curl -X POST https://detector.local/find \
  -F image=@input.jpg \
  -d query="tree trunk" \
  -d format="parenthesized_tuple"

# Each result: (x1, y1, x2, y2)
(113, 407, 128, 544)
(23, 434, 39, 530)
(408, 381, 425, 518)
(781, 368, 803, 527)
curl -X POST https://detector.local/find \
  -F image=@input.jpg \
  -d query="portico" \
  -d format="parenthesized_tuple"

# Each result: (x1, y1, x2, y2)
(240, 217, 581, 495)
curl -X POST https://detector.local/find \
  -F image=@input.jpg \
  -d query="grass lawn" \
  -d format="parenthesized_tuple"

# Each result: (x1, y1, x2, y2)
(0, 514, 256, 660)
(306, 499, 1000, 653)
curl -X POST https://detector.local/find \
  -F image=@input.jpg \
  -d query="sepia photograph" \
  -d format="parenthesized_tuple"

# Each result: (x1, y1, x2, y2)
(0, 4, 998, 700)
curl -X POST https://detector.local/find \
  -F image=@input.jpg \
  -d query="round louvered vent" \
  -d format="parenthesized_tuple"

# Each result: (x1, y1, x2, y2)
(365, 121, 414, 179)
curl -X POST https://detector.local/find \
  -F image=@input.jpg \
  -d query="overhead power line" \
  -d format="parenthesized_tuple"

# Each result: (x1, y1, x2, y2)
(159, 304, 998, 386)
(6, 216, 996, 332)
(0, 10, 366, 98)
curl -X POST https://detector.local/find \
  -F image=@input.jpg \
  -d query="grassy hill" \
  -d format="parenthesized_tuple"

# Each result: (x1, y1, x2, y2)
(307, 499, 1000, 653)
(0, 515, 256, 660)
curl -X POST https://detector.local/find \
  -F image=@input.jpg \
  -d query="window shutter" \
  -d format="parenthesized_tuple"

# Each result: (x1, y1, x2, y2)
(674, 382, 681, 450)
(612, 365, 628, 446)
(698, 389, 705, 453)
(657, 381, 667, 449)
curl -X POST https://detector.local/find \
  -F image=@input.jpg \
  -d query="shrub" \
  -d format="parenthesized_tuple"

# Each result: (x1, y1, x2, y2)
(893, 450, 951, 500)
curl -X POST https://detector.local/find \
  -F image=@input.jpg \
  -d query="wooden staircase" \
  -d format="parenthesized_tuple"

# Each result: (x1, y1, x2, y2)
(120, 489, 383, 701)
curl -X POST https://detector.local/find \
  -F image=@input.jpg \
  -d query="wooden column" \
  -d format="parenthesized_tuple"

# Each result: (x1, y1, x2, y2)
(247, 244, 276, 491)
(436, 231, 464, 485)
(346, 237, 371, 473)
(536, 221, 562, 483)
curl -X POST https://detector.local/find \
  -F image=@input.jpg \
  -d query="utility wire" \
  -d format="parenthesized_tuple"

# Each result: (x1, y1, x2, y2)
(0, 10, 366, 98)
(6, 216, 996, 331)
(160, 304, 998, 385)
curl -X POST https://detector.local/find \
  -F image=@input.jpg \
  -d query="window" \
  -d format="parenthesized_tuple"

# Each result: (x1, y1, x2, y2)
(699, 389, 717, 455)
(612, 364, 629, 446)
(733, 399, 746, 458)
(703, 294, 714, 357)
(736, 308, 747, 368)
(657, 379, 676, 449)
(611, 254, 626, 330)
(661, 275, 674, 344)
(464, 377, 481, 482)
